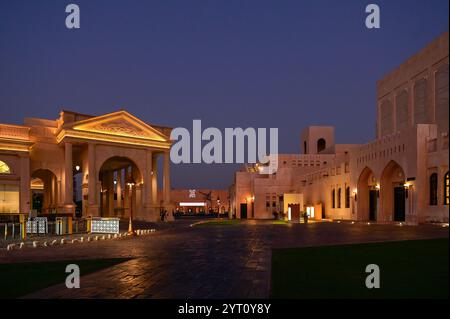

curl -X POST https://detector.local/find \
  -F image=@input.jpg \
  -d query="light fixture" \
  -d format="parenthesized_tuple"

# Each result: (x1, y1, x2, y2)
(114, 180, 117, 185)
(375, 184, 380, 190)
(75, 165, 80, 171)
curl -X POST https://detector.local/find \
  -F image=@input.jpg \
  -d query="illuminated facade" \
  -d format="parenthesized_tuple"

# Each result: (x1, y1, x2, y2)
(230, 32, 449, 224)
(0, 110, 174, 221)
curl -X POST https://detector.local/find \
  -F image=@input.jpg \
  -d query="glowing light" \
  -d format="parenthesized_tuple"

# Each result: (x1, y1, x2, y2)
(288, 207, 292, 221)
(375, 184, 380, 190)
(179, 202, 206, 207)
(75, 165, 80, 171)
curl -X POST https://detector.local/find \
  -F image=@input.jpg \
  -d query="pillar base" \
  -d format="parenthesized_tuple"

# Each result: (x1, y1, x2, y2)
(63, 204, 76, 215)
(87, 205, 100, 217)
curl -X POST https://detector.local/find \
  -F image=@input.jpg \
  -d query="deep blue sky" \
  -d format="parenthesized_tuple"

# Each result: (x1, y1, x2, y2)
(0, 0, 448, 189)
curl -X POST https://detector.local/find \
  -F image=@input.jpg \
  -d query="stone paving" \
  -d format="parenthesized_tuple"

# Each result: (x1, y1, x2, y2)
(0, 220, 447, 299)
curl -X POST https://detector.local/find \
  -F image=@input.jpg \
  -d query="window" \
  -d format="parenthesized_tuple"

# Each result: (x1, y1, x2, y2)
(304, 141, 307, 154)
(345, 187, 350, 208)
(445, 172, 449, 206)
(337, 188, 342, 208)
(317, 138, 326, 153)
(0, 161, 11, 174)
(430, 173, 438, 206)
(332, 189, 335, 209)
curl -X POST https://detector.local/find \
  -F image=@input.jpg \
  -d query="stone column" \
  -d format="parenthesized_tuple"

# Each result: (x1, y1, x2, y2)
(151, 153, 158, 207)
(64, 142, 74, 209)
(87, 143, 99, 216)
(163, 150, 171, 204)
(143, 150, 155, 221)
(116, 169, 122, 212)
(63, 143, 75, 215)
(163, 150, 173, 221)
(19, 154, 30, 215)
(107, 170, 114, 216)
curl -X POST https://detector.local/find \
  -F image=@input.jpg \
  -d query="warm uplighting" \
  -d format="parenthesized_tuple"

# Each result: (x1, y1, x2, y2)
(375, 184, 380, 190)
(403, 182, 412, 188)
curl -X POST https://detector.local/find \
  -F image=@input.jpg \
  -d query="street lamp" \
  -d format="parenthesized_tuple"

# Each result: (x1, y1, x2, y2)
(126, 174, 136, 235)
(216, 197, 221, 219)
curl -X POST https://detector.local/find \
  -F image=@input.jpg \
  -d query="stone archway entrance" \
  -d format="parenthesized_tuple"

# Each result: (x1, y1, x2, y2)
(357, 167, 378, 221)
(31, 169, 58, 214)
(97, 156, 142, 218)
(380, 161, 406, 222)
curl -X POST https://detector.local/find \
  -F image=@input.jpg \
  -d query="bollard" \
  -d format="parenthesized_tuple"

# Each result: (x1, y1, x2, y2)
(80, 236, 84, 243)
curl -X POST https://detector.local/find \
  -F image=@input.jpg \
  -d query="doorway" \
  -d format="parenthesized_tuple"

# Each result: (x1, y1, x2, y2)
(369, 190, 377, 221)
(240, 203, 247, 219)
(393, 187, 406, 222)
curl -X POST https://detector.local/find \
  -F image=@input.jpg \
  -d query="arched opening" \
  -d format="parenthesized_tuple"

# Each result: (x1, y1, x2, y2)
(317, 138, 326, 153)
(429, 173, 438, 206)
(345, 186, 350, 208)
(31, 169, 58, 214)
(0, 160, 11, 174)
(380, 161, 406, 222)
(98, 157, 142, 218)
(357, 167, 378, 221)
(337, 188, 342, 208)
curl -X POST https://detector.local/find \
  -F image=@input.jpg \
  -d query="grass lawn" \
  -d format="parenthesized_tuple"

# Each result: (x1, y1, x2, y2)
(196, 219, 242, 226)
(0, 258, 130, 298)
(196, 219, 289, 226)
(271, 238, 449, 299)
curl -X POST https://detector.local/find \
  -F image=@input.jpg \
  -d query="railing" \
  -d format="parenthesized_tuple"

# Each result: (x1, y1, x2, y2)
(1, 217, 91, 241)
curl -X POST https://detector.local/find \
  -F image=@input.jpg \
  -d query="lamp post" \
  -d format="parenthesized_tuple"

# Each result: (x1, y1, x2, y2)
(126, 174, 135, 235)
(216, 197, 221, 219)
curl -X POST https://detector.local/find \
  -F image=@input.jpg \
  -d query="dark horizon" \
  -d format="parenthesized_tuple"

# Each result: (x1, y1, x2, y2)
(1, 0, 448, 189)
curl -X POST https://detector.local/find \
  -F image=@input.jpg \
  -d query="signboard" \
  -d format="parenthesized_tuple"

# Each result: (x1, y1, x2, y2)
(90, 217, 120, 234)
(26, 217, 48, 234)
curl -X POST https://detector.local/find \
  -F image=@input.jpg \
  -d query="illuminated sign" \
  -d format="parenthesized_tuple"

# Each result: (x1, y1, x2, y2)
(179, 202, 206, 207)
(91, 218, 120, 234)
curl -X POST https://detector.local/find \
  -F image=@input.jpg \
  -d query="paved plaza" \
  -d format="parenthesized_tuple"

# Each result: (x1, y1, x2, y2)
(0, 220, 448, 299)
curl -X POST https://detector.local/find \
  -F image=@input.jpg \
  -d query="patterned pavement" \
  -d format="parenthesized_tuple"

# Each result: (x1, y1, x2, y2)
(1, 220, 447, 299)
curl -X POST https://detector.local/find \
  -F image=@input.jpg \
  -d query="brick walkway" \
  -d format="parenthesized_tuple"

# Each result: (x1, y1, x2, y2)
(1, 220, 447, 299)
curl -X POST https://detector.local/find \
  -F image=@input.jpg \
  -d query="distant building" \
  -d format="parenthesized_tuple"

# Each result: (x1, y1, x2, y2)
(163, 189, 230, 215)
(230, 32, 449, 224)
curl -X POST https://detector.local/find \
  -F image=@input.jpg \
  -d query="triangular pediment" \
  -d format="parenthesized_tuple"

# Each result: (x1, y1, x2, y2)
(70, 111, 168, 142)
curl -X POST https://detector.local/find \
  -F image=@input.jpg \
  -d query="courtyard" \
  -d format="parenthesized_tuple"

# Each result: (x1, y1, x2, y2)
(0, 220, 448, 299)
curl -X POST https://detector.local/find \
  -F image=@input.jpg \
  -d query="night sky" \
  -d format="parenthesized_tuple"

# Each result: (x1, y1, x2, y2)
(0, 0, 448, 189)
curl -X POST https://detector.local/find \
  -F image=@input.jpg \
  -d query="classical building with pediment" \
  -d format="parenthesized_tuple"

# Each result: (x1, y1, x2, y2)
(0, 110, 173, 221)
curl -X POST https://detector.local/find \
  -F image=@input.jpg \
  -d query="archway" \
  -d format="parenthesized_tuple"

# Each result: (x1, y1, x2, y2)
(317, 138, 326, 153)
(380, 161, 406, 222)
(31, 169, 58, 214)
(98, 157, 142, 218)
(357, 167, 378, 221)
